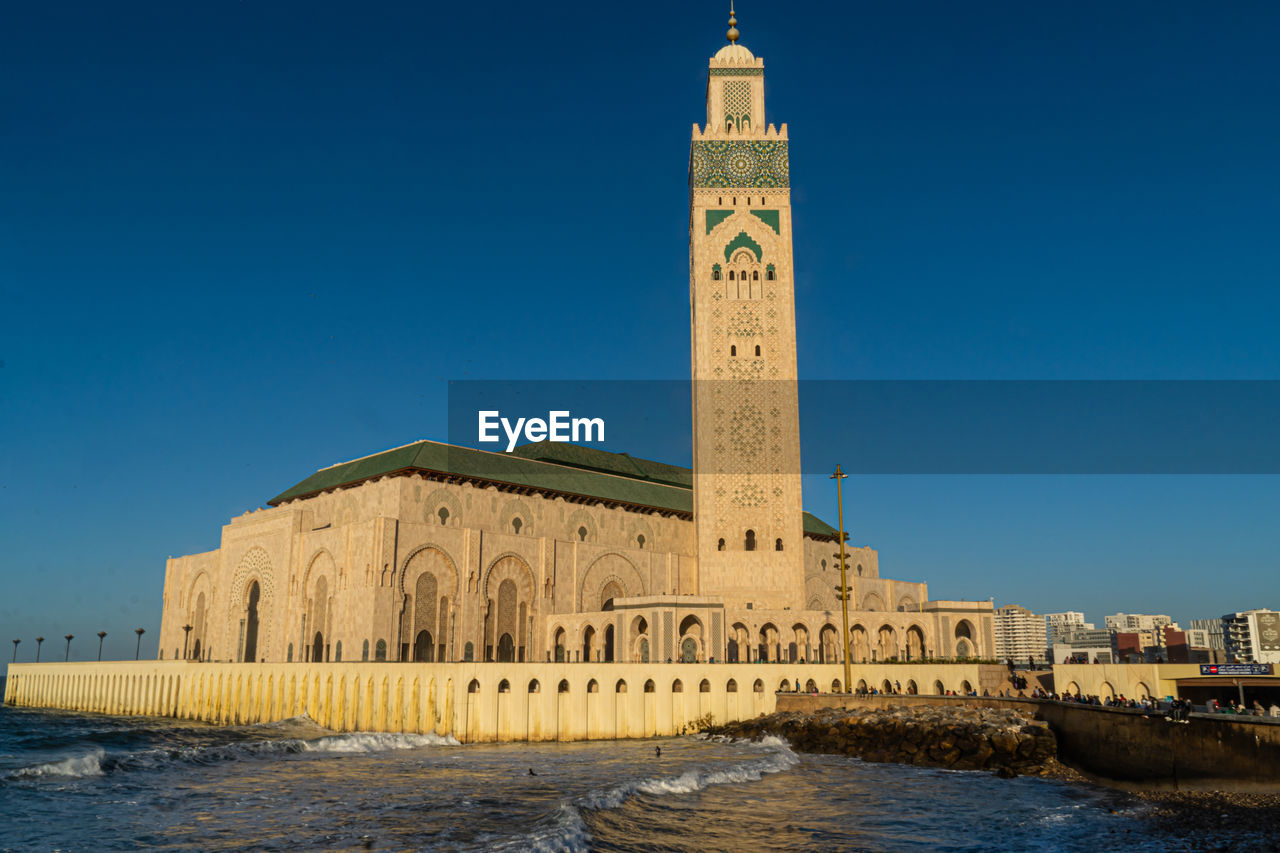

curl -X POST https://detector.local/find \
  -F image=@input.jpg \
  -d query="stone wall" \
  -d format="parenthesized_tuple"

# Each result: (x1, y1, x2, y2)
(4, 661, 993, 743)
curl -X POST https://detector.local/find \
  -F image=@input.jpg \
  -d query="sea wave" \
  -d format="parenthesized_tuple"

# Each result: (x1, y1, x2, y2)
(6, 730, 457, 781)
(8, 748, 106, 779)
(493, 738, 801, 852)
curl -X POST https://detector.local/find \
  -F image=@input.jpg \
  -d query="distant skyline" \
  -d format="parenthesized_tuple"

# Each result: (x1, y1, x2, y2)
(3, 1, 1279, 662)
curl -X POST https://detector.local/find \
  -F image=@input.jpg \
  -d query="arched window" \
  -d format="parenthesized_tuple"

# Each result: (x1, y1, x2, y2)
(464, 641, 474, 662)
(438, 507, 450, 525)
(755, 345, 761, 357)
(498, 679, 510, 693)
(820, 559, 827, 571)
(745, 529, 756, 551)
(766, 269, 776, 280)
(467, 679, 480, 694)
(558, 679, 570, 694)
(753, 678, 764, 693)
(578, 526, 588, 542)
(726, 678, 738, 693)
(362, 640, 369, 661)
(644, 679, 655, 693)
(375, 639, 387, 662)
(775, 538, 783, 551)
(587, 679, 599, 693)
(712, 269, 721, 280)
(672, 679, 684, 693)
(717, 538, 725, 551)
(287, 643, 293, 662)
(729, 270, 735, 281)
(730, 345, 737, 357)
(636, 534, 645, 548)
(512, 517, 523, 534)
(699, 679, 711, 693)
(528, 679, 540, 693)
(616, 679, 628, 693)
(857, 564, 864, 576)
(334, 641, 342, 662)
(752, 270, 759, 280)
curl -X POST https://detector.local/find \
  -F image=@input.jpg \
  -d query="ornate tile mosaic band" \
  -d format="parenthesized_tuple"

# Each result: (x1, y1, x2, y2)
(690, 140, 790, 188)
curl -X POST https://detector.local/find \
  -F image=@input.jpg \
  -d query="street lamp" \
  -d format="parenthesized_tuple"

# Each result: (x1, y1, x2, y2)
(97, 631, 107, 661)
(11, 639, 18, 663)
(35, 637, 44, 662)
(182, 625, 192, 661)
(135, 628, 145, 660)
(830, 465, 853, 694)
(64, 634, 74, 662)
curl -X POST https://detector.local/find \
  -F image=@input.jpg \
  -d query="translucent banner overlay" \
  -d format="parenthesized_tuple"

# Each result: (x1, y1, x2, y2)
(446, 380, 1280, 475)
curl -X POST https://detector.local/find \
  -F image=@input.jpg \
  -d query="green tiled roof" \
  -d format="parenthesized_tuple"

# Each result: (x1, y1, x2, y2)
(268, 440, 839, 539)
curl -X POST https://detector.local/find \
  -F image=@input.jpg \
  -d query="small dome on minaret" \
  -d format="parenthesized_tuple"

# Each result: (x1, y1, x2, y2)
(714, 3, 755, 61)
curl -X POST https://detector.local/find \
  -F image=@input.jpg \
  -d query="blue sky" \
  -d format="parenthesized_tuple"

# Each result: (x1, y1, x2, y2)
(2, 1, 1278, 661)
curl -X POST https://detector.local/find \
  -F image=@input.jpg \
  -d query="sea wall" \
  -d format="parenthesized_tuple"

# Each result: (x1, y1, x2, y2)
(3, 661, 989, 742)
(778, 694, 1280, 792)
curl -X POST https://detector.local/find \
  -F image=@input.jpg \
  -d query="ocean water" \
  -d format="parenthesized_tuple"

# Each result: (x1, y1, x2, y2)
(0, 704, 1167, 852)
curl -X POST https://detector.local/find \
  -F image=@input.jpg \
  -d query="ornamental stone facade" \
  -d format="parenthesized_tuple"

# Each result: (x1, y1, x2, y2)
(157, 25, 995, 675)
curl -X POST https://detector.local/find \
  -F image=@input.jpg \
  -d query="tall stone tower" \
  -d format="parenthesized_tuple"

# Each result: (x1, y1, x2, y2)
(689, 9, 805, 611)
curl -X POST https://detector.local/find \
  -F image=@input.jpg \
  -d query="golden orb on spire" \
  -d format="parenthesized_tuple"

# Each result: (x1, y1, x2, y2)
(727, 3, 740, 43)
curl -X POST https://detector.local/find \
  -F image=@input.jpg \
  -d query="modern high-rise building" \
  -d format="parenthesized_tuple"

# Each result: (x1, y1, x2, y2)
(1189, 618, 1227, 650)
(993, 605, 1048, 663)
(1222, 610, 1280, 664)
(1044, 611, 1092, 647)
(1104, 613, 1174, 633)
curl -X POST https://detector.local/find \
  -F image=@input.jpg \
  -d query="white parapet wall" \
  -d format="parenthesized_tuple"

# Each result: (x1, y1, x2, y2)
(3, 661, 991, 742)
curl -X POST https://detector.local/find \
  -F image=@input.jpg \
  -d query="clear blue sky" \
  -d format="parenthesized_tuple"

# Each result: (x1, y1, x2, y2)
(3, 1, 1278, 662)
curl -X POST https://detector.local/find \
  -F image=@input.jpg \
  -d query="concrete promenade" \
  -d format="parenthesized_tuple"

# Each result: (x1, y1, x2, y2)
(4, 660, 994, 742)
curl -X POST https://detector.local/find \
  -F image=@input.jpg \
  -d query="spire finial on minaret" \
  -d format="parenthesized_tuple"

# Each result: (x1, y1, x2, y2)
(727, 2, 740, 44)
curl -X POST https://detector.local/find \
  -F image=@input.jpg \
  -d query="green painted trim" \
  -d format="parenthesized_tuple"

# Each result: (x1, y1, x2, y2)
(724, 231, 763, 263)
(709, 67, 763, 77)
(749, 209, 780, 234)
(705, 210, 734, 234)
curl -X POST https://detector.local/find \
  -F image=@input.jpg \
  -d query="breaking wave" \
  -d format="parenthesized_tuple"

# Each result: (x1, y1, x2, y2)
(8, 749, 105, 780)
(6, 731, 457, 782)
(494, 736, 800, 852)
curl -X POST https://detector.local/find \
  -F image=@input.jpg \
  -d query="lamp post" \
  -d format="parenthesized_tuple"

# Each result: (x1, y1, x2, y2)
(135, 628, 145, 660)
(831, 465, 852, 693)
(11, 639, 18, 663)
(64, 634, 74, 662)
(35, 637, 44, 662)
(97, 631, 107, 661)
(182, 625, 192, 661)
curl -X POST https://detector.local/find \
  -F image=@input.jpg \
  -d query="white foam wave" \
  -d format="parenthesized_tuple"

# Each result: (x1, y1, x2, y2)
(299, 732, 459, 753)
(9, 748, 105, 780)
(495, 739, 801, 852)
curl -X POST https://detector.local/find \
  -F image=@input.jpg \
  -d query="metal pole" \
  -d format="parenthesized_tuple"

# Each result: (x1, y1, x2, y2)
(182, 625, 192, 661)
(135, 628, 145, 660)
(97, 631, 107, 661)
(64, 634, 74, 662)
(831, 465, 852, 693)
(1237, 679, 1245, 708)
(35, 637, 43, 663)
(11, 639, 18, 663)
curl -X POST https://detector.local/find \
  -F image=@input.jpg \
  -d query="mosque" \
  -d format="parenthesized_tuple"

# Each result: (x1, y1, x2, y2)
(157, 12, 995, 677)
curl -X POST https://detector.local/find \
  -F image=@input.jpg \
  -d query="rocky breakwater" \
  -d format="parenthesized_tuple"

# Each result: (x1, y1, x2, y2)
(709, 704, 1060, 776)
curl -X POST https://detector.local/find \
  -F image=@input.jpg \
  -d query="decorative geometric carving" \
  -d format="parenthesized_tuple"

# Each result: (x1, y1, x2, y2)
(728, 405, 764, 456)
(723, 80, 751, 128)
(709, 67, 763, 77)
(690, 140, 789, 188)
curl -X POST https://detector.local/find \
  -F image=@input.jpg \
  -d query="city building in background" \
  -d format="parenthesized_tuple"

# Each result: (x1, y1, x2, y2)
(1051, 626, 1114, 664)
(1222, 609, 1280, 664)
(1189, 618, 1227, 651)
(1044, 612, 1093, 649)
(993, 604, 1048, 663)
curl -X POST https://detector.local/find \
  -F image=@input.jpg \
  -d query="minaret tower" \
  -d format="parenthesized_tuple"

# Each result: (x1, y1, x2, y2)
(689, 7, 805, 610)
